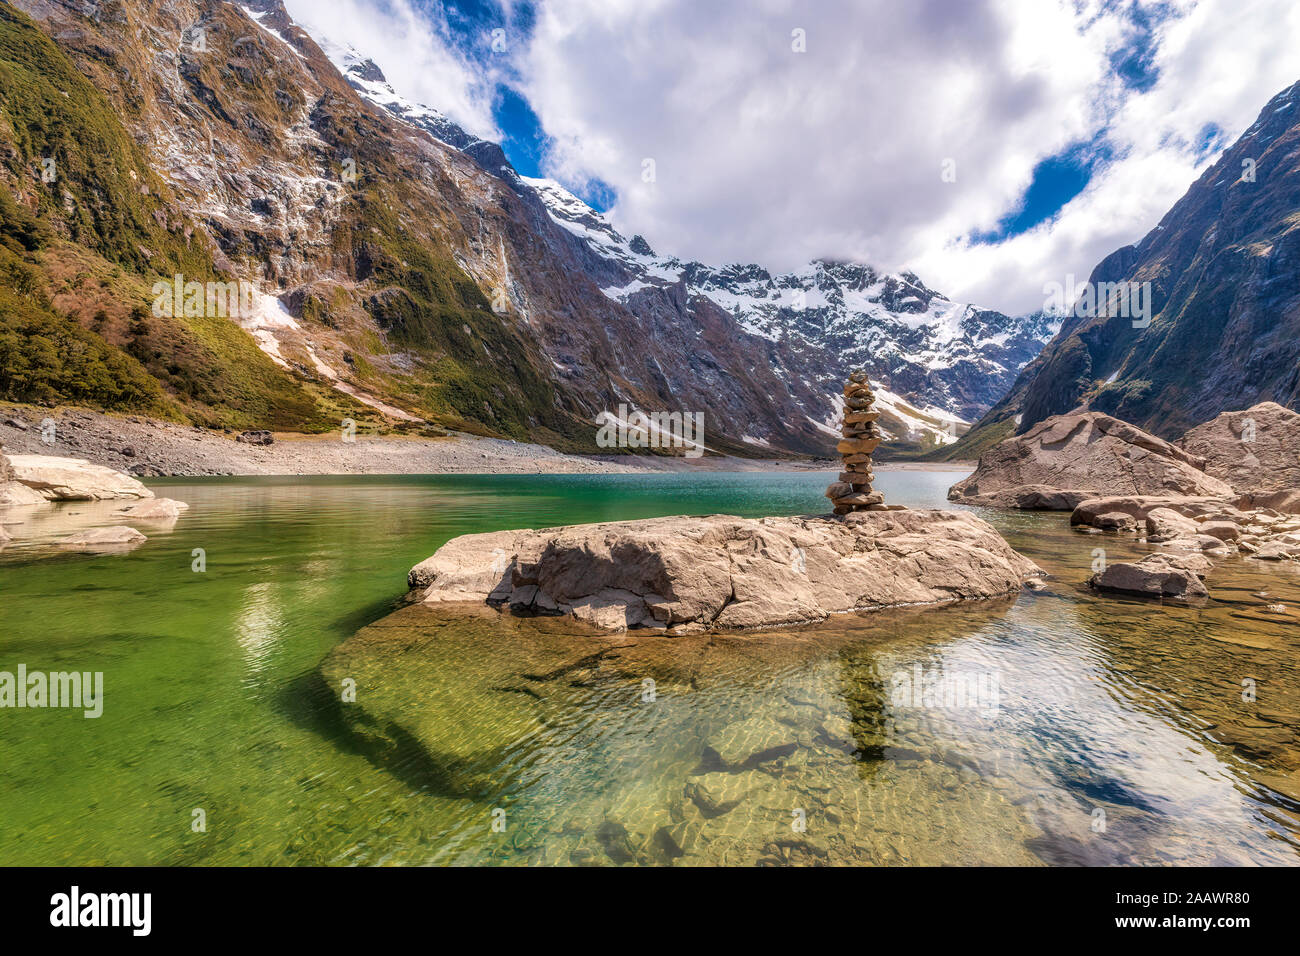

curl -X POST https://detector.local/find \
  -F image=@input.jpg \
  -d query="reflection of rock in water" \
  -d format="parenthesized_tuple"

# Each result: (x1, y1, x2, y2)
(319, 596, 1036, 865)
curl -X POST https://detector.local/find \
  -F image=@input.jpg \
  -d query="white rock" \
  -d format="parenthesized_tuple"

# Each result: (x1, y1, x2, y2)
(8, 455, 153, 501)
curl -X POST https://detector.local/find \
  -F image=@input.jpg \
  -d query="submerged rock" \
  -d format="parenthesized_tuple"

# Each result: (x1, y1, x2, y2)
(407, 511, 1042, 633)
(949, 411, 1232, 507)
(58, 526, 147, 552)
(114, 498, 189, 521)
(7, 454, 153, 501)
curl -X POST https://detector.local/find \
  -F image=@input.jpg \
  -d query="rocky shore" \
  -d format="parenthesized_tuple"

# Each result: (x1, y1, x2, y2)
(0, 405, 843, 477)
(948, 402, 1300, 601)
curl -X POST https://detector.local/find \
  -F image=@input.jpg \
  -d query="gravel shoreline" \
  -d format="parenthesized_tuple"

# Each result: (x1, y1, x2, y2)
(0, 405, 964, 478)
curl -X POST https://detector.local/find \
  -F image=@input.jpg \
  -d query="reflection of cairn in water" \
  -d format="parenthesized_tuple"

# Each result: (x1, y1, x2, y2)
(825, 370, 884, 515)
(837, 654, 891, 765)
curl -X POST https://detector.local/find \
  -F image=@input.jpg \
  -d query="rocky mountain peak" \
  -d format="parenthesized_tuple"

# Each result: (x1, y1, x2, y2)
(998, 75, 1300, 442)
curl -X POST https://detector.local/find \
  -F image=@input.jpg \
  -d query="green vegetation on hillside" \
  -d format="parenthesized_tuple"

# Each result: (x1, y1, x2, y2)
(0, 189, 175, 413)
(0, 5, 330, 430)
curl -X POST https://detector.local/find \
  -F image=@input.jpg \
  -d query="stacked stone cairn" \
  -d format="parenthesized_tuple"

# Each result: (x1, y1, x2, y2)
(825, 370, 886, 515)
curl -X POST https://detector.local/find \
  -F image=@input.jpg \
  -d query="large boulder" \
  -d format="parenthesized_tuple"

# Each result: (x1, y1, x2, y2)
(408, 511, 1042, 633)
(949, 412, 1232, 507)
(6, 455, 153, 501)
(1179, 402, 1300, 493)
(1089, 553, 1209, 600)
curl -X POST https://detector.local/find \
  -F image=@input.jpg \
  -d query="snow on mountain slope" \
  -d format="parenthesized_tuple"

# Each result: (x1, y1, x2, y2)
(520, 177, 1059, 424)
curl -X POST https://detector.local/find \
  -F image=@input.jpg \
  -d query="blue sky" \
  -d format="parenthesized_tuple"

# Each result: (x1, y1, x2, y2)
(289, 0, 1300, 314)
(409, 0, 616, 209)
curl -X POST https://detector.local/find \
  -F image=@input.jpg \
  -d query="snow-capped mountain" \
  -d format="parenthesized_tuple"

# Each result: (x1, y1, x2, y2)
(521, 176, 1059, 426)
(315, 36, 1058, 450)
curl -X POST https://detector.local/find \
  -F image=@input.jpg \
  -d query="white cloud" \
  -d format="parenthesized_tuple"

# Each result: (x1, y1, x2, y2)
(518, 0, 1300, 314)
(283, 0, 501, 140)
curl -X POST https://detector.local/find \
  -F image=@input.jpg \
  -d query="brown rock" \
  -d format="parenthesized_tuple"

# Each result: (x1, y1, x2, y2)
(1094, 512, 1137, 532)
(1199, 520, 1241, 542)
(1069, 496, 1229, 528)
(843, 411, 880, 425)
(824, 482, 854, 500)
(1144, 507, 1202, 542)
(1089, 554, 1209, 599)
(836, 437, 881, 455)
(950, 484, 1096, 511)
(832, 491, 884, 507)
(7, 455, 154, 501)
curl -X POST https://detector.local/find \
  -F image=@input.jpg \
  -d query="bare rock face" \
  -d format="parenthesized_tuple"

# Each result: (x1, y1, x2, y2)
(6, 455, 153, 501)
(408, 511, 1042, 633)
(949, 412, 1232, 507)
(1179, 402, 1300, 493)
(1089, 553, 1209, 600)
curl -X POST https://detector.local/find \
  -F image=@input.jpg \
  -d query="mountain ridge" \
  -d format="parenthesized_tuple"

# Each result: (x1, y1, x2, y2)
(945, 76, 1300, 456)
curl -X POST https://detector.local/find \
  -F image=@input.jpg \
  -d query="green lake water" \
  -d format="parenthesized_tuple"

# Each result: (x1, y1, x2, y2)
(1, 469, 1299, 865)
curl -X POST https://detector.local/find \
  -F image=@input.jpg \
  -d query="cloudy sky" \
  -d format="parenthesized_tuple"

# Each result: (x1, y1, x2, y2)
(284, 0, 1300, 315)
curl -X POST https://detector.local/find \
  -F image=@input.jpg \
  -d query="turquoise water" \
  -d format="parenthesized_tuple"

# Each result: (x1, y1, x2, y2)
(1, 469, 1298, 865)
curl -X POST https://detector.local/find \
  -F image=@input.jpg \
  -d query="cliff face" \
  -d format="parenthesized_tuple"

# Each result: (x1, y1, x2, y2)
(1004, 79, 1300, 440)
(2, 0, 1049, 455)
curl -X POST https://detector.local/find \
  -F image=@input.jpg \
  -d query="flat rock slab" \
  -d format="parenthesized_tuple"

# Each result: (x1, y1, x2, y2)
(951, 484, 1098, 511)
(408, 510, 1042, 633)
(7, 454, 153, 501)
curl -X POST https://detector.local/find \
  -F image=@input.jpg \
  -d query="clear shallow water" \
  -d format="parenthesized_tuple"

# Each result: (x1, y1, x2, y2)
(1, 469, 1298, 865)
